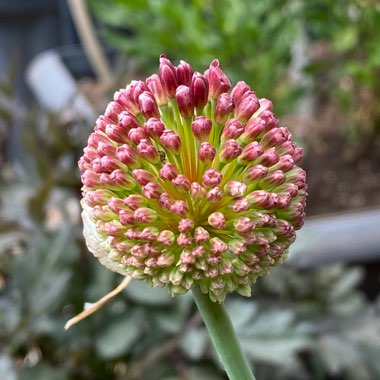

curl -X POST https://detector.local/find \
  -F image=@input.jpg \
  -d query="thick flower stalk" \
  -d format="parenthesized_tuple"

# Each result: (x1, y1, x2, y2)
(79, 55, 307, 303)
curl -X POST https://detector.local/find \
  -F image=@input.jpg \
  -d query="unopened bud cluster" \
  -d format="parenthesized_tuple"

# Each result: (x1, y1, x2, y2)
(79, 55, 307, 302)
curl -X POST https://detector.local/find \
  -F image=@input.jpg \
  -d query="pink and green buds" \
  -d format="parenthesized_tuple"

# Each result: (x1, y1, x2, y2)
(79, 55, 307, 303)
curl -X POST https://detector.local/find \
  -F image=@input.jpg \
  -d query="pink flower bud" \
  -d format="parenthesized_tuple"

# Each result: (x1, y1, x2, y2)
(146, 74, 167, 106)
(109, 169, 134, 188)
(177, 60, 193, 86)
(260, 127, 289, 148)
(191, 72, 209, 108)
(126, 80, 149, 103)
(96, 141, 115, 157)
(160, 129, 181, 153)
(114, 89, 139, 114)
(100, 156, 120, 172)
(198, 142, 216, 162)
(191, 116, 212, 140)
(85, 189, 114, 207)
(159, 163, 177, 180)
(128, 127, 148, 144)
(202, 169, 222, 187)
(116, 144, 137, 167)
(94, 115, 112, 132)
(272, 155, 294, 172)
(260, 170, 286, 187)
(244, 165, 268, 182)
(234, 91, 260, 123)
(260, 110, 278, 130)
(138, 91, 160, 119)
(233, 217, 254, 233)
(124, 194, 147, 210)
(136, 139, 160, 163)
(92, 205, 116, 221)
(193, 227, 210, 242)
(225, 181, 247, 197)
(170, 200, 188, 216)
(292, 147, 303, 164)
(231, 81, 251, 106)
(142, 182, 162, 199)
(246, 190, 273, 208)
(104, 221, 125, 236)
(172, 174, 191, 191)
(208, 212, 226, 229)
(190, 182, 207, 199)
(210, 237, 228, 254)
(205, 59, 231, 99)
(159, 54, 178, 97)
(104, 101, 124, 121)
(132, 169, 153, 185)
(276, 141, 296, 156)
(118, 111, 141, 131)
(231, 197, 249, 212)
(175, 85, 194, 118)
(259, 98, 273, 112)
(178, 218, 194, 232)
(134, 207, 158, 224)
(159, 193, 173, 209)
(256, 147, 279, 167)
(240, 117, 266, 143)
(238, 141, 264, 164)
(157, 230, 175, 246)
(214, 93, 233, 124)
(228, 240, 247, 255)
(144, 117, 165, 138)
(220, 139, 242, 163)
(177, 233, 193, 246)
(207, 187, 222, 202)
(106, 123, 129, 143)
(222, 118, 244, 141)
(119, 209, 135, 225)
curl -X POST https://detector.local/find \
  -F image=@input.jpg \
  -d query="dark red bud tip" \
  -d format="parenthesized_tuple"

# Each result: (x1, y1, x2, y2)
(159, 55, 178, 97)
(175, 85, 194, 118)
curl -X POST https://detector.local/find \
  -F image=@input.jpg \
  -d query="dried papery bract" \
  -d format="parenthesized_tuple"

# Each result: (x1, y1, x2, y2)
(79, 56, 307, 303)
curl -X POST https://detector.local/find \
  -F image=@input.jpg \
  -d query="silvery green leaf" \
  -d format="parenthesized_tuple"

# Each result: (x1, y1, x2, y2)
(180, 328, 209, 360)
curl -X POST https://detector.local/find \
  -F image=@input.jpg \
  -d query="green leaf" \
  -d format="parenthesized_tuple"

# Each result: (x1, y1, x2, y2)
(180, 328, 209, 360)
(125, 280, 172, 305)
(95, 309, 143, 359)
(18, 362, 68, 380)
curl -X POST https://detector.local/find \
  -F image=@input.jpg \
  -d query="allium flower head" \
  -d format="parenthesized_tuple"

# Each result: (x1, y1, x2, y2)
(79, 55, 307, 302)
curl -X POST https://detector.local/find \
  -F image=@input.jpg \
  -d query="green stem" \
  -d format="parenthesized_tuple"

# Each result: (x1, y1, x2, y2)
(192, 287, 256, 380)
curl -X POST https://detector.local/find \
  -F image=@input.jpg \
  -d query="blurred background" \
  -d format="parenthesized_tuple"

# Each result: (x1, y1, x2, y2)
(1, 0, 380, 379)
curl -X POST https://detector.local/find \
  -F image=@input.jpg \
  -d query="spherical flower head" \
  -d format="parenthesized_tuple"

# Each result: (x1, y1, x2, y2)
(79, 55, 307, 303)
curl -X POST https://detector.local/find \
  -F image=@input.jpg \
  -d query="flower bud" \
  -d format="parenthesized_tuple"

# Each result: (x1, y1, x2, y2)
(234, 91, 260, 123)
(144, 117, 165, 139)
(142, 182, 162, 199)
(205, 59, 231, 99)
(207, 187, 222, 202)
(175, 85, 194, 118)
(138, 91, 160, 119)
(244, 165, 268, 182)
(208, 212, 226, 229)
(118, 111, 141, 131)
(215, 93, 234, 125)
(190, 182, 207, 199)
(191, 72, 209, 108)
(202, 169, 222, 187)
(128, 127, 148, 144)
(136, 139, 160, 164)
(222, 118, 244, 141)
(238, 141, 264, 164)
(210, 237, 228, 254)
(256, 147, 279, 167)
(124, 194, 147, 210)
(134, 207, 158, 224)
(146, 74, 167, 106)
(231, 81, 250, 106)
(114, 89, 140, 114)
(104, 101, 124, 121)
(178, 218, 195, 232)
(177, 60, 193, 86)
(220, 139, 242, 163)
(194, 227, 210, 242)
(224, 181, 247, 197)
(240, 117, 266, 143)
(159, 54, 178, 97)
(172, 174, 191, 191)
(116, 144, 138, 167)
(170, 200, 188, 216)
(160, 129, 181, 153)
(198, 142, 216, 162)
(159, 163, 177, 180)
(132, 169, 153, 185)
(157, 230, 175, 246)
(191, 116, 212, 140)
(259, 98, 273, 112)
